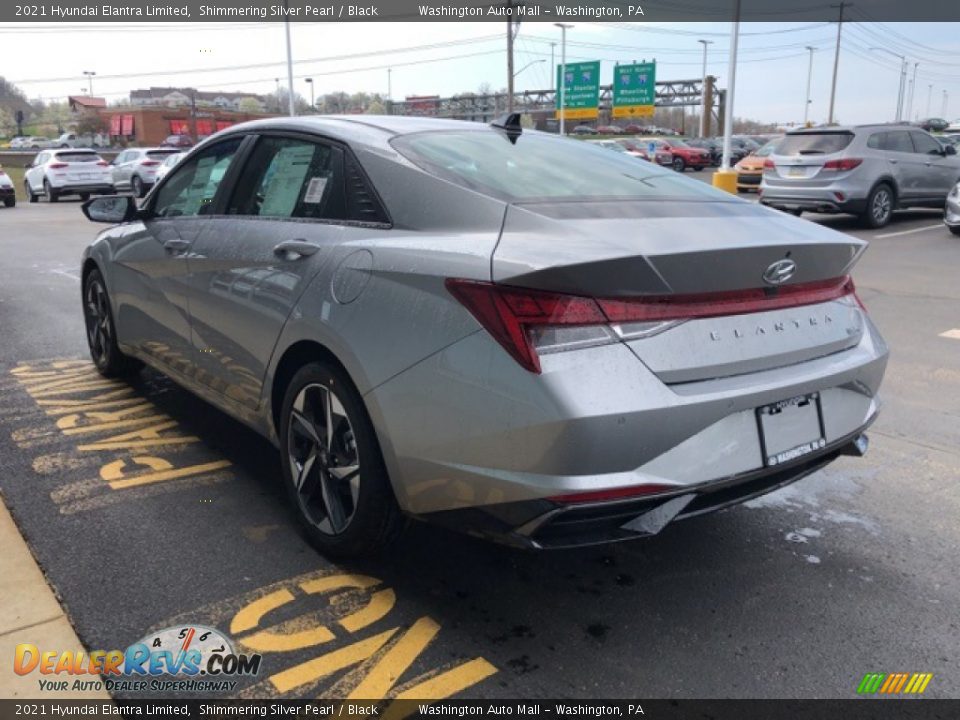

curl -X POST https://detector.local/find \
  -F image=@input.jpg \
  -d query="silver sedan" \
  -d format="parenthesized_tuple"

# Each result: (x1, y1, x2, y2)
(79, 115, 889, 556)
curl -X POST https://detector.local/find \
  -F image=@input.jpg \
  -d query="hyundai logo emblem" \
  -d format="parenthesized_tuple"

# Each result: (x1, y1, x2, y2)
(762, 259, 796, 286)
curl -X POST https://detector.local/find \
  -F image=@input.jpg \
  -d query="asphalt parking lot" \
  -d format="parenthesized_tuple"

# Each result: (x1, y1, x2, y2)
(0, 192, 958, 700)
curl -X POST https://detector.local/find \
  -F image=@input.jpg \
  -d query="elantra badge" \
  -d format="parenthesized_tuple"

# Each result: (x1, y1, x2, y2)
(762, 259, 796, 286)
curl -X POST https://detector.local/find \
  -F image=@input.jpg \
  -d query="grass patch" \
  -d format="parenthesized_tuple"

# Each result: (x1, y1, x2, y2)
(1, 166, 27, 201)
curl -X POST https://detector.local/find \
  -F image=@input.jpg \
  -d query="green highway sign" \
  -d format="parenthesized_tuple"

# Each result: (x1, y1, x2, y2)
(613, 62, 657, 118)
(556, 60, 601, 120)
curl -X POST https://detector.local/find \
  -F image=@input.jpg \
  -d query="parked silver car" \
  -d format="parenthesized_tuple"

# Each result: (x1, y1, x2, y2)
(110, 147, 181, 198)
(79, 115, 888, 556)
(945, 181, 960, 236)
(760, 125, 960, 228)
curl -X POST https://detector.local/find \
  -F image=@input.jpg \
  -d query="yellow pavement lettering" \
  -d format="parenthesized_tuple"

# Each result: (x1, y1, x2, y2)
(56, 400, 156, 428)
(101, 456, 232, 490)
(77, 419, 199, 452)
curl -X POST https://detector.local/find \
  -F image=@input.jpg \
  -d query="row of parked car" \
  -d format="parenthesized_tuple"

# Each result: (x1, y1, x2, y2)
(585, 123, 960, 232)
(8, 146, 186, 206)
(3, 133, 198, 150)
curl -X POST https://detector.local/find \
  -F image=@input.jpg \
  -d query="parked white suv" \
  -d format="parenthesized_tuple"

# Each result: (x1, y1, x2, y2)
(24, 149, 114, 203)
(57, 132, 108, 148)
(110, 147, 181, 197)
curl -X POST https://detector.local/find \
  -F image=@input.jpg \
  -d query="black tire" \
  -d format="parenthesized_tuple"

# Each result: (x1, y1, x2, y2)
(693, 165, 704, 172)
(861, 183, 895, 228)
(43, 179, 58, 203)
(279, 360, 403, 558)
(25, 181, 37, 203)
(82, 269, 142, 378)
(131, 176, 144, 198)
(4, 196, 15, 207)
(672, 157, 686, 172)
(79, 193, 90, 201)
(950, 225, 960, 236)
(786, 208, 804, 216)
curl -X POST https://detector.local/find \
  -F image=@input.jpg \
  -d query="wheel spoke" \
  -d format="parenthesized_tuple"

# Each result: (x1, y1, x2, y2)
(290, 408, 320, 445)
(293, 448, 318, 491)
(319, 470, 347, 533)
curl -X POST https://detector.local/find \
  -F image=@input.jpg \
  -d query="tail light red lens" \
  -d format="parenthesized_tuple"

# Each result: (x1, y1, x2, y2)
(763, 158, 775, 169)
(823, 158, 863, 171)
(446, 277, 859, 374)
(140, 160, 160, 167)
(549, 484, 675, 504)
(97, 161, 109, 167)
(49, 163, 68, 169)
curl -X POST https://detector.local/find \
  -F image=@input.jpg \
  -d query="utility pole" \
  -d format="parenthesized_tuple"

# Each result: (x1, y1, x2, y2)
(804, 46, 814, 125)
(926, 83, 932, 117)
(697, 40, 712, 137)
(870, 47, 906, 121)
(83, 71, 96, 97)
(906, 62, 918, 120)
(943, 90, 949, 117)
(555, 23, 572, 135)
(283, 0, 295, 116)
(827, 1, 850, 125)
(506, 1, 521, 113)
(720, 0, 741, 173)
(387, 68, 392, 101)
(305, 78, 314, 113)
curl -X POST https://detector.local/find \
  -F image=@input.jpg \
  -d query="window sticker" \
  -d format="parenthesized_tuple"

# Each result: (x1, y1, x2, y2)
(302, 176, 328, 204)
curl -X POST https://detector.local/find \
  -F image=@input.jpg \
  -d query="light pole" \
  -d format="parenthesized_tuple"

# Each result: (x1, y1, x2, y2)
(906, 62, 918, 121)
(697, 39, 713, 137)
(283, 0, 295, 116)
(555, 23, 572, 135)
(719, 0, 741, 176)
(870, 47, 906, 121)
(387, 68, 392, 101)
(550, 43, 556, 91)
(926, 84, 933, 117)
(82, 71, 96, 96)
(804, 46, 815, 125)
(304, 78, 314, 112)
(943, 90, 949, 118)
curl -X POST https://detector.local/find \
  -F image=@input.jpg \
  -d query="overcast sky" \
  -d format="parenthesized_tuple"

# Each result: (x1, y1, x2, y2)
(2, 21, 959, 124)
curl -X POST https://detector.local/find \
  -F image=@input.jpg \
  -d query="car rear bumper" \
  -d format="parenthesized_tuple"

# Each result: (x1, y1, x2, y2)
(367, 314, 888, 545)
(737, 172, 762, 188)
(48, 182, 114, 194)
(760, 183, 868, 215)
(946, 191, 960, 227)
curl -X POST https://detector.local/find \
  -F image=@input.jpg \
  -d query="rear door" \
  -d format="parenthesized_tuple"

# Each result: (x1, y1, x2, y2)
(182, 133, 391, 409)
(26, 152, 48, 190)
(868, 130, 915, 198)
(111, 150, 133, 187)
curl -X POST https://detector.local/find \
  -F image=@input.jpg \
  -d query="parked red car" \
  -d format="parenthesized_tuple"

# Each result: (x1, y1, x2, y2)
(639, 137, 711, 172)
(160, 134, 194, 149)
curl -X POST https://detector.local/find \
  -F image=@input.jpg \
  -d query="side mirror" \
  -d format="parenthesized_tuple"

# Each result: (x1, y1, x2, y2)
(944, 144, 957, 156)
(24, 162, 31, 169)
(82, 195, 140, 224)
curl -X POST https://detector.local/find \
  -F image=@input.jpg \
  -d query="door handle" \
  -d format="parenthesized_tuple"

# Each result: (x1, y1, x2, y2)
(163, 238, 191, 253)
(274, 239, 322, 259)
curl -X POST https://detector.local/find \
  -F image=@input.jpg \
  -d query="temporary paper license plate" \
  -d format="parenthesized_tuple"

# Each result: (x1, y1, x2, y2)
(757, 393, 826, 467)
(787, 166, 808, 177)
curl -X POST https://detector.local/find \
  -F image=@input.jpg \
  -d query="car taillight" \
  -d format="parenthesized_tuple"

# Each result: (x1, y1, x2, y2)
(549, 484, 675, 504)
(763, 158, 775, 169)
(446, 277, 859, 374)
(140, 160, 160, 167)
(97, 161, 109, 167)
(822, 158, 862, 171)
(49, 163, 68, 169)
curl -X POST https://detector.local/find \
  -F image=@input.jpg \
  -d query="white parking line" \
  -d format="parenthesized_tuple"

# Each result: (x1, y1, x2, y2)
(939, 329, 960, 340)
(873, 224, 944, 239)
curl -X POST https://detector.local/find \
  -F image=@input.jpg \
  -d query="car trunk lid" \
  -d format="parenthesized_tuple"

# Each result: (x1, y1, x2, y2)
(492, 200, 867, 382)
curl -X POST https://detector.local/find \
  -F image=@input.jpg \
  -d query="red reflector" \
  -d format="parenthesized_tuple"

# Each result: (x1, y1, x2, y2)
(140, 160, 160, 167)
(445, 279, 605, 374)
(598, 276, 856, 323)
(823, 158, 862, 171)
(549, 484, 675, 504)
(834, 191, 846, 201)
(48, 163, 68, 169)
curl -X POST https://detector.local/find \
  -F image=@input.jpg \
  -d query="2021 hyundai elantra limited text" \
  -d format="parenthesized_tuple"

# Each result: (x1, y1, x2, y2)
(80, 115, 888, 555)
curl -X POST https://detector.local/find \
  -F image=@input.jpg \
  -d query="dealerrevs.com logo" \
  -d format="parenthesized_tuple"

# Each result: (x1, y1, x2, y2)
(14, 625, 262, 693)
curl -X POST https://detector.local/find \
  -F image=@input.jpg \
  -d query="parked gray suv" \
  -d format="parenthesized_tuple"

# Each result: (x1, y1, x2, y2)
(760, 125, 960, 228)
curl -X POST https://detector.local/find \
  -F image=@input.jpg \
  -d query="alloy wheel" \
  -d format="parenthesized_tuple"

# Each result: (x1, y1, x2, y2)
(872, 188, 892, 224)
(84, 278, 112, 367)
(287, 383, 361, 535)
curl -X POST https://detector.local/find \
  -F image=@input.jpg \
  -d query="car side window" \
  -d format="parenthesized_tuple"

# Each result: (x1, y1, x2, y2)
(910, 131, 942, 155)
(227, 137, 348, 221)
(867, 133, 883, 150)
(152, 138, 242, 218)
(881, 131, 914, 153)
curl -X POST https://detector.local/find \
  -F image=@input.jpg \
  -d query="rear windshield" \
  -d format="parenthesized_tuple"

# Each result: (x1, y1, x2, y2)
(55, 152, 102, 163)
(776, 132, 854, 155)
(147, 150, 180, 159)
(392, 131, 726, 202)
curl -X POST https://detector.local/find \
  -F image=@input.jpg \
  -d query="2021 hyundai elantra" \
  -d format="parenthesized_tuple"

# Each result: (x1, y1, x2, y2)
(80, 115, 888, 555)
